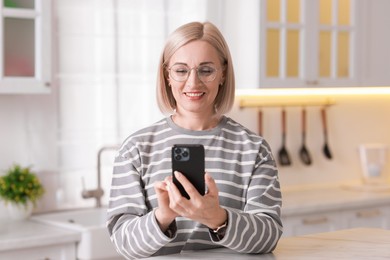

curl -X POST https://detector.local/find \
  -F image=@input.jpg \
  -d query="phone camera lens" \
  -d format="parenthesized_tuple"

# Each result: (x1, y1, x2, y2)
(174, 148, 181, 154)
(182, 151, 189, 157)
(175, 154, 182, 161)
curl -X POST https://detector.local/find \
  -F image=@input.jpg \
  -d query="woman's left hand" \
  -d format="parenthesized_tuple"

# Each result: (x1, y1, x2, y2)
(167, 171, 227, 230)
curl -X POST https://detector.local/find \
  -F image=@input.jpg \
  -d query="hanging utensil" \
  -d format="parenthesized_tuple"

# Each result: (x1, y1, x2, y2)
(321, 107, 333, 159)
(258, 110, 263, 136)
(299, 108, 312, 165)
(278, 109, 292, 166)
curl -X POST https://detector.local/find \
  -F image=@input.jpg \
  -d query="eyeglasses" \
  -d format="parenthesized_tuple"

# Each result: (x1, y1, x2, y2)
(168, 64, 219, 83)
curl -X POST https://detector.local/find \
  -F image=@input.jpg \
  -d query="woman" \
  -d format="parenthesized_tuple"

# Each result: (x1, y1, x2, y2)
(107, 21, 282, 259)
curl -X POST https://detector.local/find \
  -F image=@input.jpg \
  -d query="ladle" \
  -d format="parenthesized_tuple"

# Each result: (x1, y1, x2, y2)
(321, 107, 333, 159)
(278, 109, 291, 166)
(299, 108, 312, 165)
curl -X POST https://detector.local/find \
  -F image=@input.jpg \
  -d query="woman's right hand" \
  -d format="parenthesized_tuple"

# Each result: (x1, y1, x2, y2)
(154, 176, 179, 232)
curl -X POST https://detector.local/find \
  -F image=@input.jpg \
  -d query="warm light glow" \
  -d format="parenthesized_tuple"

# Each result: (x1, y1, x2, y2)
(236, 87, 390, 97)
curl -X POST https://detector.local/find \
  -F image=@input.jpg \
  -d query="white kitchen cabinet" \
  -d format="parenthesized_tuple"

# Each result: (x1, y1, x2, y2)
(358, 0, 390, 86)
(282, 211, 344, 237)
(282, 205, 390, 237)
(259, 0, 390, 88)
(0, 243, 76, 260)
(260, 0, 358, 88)
(0, 0, 51, 94)
(343, 206, 390, 230)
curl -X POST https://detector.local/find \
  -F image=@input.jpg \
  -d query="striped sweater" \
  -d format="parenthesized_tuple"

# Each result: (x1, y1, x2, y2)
(107, 116, 283, 259)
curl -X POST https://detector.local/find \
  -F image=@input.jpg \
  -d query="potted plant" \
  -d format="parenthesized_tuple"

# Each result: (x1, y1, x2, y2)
(0, 164, 45, 220)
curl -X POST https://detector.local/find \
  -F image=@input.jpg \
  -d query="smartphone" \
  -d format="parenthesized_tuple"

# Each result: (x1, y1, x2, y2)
(171, 144, 205, 199)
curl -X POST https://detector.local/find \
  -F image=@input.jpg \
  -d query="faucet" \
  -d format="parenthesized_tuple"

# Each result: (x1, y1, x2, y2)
(82, 144, 119, 207)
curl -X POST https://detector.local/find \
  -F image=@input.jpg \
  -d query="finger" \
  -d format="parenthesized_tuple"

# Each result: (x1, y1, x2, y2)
(166, 176, 181, 197)
(164, 175, 173, 183)
(174, 171, 201, 199)
(204, 172, 219, 196)
(166, 179, 187, 213)
(154, 181, 167, 192)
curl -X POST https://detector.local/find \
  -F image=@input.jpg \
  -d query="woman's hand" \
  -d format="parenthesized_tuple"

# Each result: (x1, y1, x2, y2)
(154, 177, 179, 232)
(167, 171, 227, 230)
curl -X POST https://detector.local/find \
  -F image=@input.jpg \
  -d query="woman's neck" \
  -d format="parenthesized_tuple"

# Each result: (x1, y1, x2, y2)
(171, 112, 221, 131)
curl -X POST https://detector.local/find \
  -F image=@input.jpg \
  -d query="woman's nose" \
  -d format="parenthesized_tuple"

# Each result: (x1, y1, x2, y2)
(186, 68, 201, 85)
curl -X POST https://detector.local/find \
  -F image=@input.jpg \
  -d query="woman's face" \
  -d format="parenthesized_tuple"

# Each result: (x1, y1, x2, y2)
(167, 40, 224, 117)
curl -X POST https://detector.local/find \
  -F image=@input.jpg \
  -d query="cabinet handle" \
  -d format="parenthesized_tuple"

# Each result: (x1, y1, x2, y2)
(302, 217, 328, 225)
(356, 209, 381, 218)
(306, 80, 319, 85)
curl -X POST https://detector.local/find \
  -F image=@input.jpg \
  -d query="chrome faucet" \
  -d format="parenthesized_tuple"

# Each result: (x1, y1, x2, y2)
(82, 145, 119, 207)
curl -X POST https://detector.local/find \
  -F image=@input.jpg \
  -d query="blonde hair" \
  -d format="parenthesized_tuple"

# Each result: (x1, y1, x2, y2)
(156, 21, 235, 116)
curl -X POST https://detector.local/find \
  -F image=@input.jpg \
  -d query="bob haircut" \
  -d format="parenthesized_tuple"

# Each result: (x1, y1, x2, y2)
(156, 21, 235, 116)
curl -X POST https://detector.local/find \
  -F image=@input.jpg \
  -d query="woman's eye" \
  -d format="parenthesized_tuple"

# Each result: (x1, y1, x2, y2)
(199, 67, 214, 75)
(175, 68, 188, 74)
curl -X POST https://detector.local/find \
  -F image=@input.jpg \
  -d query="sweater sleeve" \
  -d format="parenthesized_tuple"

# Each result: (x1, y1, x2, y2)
(106, 148, 176, 259)
(210, 142, 283, 253)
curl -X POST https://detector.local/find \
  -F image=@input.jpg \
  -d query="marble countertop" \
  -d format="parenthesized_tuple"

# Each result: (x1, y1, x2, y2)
(145, 228, 390, 259)
(0, 219, 81, 252)
(273, 227, 390, 259)
(281, 184, 390, 216)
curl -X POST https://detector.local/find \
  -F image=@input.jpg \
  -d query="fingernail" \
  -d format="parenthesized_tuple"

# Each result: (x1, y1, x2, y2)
(174, 171, 181, 178)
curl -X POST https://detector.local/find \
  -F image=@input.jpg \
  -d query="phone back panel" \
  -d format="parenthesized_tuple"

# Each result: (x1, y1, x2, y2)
(172, 144, 205, 199)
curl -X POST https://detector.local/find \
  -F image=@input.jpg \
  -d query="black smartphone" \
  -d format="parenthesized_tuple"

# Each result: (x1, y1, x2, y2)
(171, 144, 205, 199)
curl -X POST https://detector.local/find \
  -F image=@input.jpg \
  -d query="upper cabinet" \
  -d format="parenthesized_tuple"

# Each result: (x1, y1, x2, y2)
(0, 0, 51, 94)
(260, 0, 358, 88)
(259, 0, 390, 88)
(358, 0, 390, 86)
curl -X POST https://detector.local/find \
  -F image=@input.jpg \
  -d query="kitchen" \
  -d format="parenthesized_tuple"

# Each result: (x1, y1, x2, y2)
(0, 0, 390, 259)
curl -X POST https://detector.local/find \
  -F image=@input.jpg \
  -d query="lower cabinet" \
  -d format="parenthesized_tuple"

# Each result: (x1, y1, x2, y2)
(282, 205, 390, 237)
(0, 243, 76, 260)
(282, 211, 344, 237)
(343, 206, 390, 230)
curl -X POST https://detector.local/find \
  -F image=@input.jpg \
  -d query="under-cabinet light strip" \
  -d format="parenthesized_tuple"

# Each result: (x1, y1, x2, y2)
(236, 87, 390, 97)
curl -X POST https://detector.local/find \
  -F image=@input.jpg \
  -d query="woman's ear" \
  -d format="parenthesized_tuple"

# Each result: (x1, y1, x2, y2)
(220, 77, 225, 86)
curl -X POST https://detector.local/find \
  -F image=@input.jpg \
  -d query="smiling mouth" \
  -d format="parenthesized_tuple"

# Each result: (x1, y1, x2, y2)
(184, 92, 205, 97)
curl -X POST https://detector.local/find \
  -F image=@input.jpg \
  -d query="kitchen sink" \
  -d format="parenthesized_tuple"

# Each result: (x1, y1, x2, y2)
(32, 207, 121, 260)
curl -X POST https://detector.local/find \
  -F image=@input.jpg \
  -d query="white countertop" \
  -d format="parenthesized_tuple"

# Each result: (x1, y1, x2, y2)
(281, 184, 390, 216)
(145, 228, 390, 259)
(0, 219, 81, 252)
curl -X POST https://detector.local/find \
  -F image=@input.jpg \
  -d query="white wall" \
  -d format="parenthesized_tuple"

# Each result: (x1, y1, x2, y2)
(1, 0, 390, 213)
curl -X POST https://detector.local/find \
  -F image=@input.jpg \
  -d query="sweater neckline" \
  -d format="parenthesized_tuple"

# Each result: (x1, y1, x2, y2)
(166, 115, 228, 135)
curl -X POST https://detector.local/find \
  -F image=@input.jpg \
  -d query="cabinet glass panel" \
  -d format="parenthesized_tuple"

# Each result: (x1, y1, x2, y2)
(266, 29, 280, 77)
(337, 31, 349, 77)
(319, 31, 331, 77)
(267, 0, 280, 22)
(319, 0, 332, 25)
(338, 0, 350, 25)
(287, 0, 300, 23)
(4, 17, 35, 77)
(286, 29, 299, 77)
(3, 0, 35, 9)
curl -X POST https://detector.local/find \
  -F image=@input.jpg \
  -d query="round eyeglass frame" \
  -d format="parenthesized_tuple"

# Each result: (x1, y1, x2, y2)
(167, 64, 220, 83)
